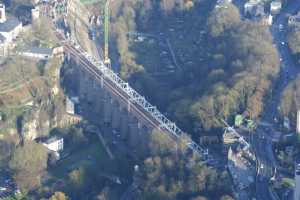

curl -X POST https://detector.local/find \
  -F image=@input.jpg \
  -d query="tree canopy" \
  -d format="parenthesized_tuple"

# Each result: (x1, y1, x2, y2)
(9, 141, 48, 193)
(136, 129, 231, 199)
(279, 74, 300, 122)
(109, 1, 279, 136)
(49, 192, 69, 200)
(287, 25, 300, 64)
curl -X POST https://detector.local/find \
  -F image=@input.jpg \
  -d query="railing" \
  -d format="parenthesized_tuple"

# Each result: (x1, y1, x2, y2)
(55, 18, 210, 160)
(78, 48, 209, 159)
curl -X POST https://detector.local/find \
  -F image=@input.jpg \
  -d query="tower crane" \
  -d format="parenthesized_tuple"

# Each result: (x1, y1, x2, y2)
(104, 0, 112, 67)
(79, 0, 112, 68)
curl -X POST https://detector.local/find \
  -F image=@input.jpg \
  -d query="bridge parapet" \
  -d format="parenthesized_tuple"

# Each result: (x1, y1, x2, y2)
(83, 52, 209, 158)
(56, 28, 210, 161)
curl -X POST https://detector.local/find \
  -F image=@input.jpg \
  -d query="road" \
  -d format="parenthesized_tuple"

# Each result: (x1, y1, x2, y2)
(254, 1, 300, 200)
(53, 1, 300, 198)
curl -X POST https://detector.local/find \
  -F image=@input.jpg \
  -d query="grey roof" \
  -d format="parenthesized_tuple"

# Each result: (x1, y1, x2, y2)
(26, 47, 53, 55)
(44, 136, 62, 144)
(0, 17, 21, 32)
(253, 4, 265, 17)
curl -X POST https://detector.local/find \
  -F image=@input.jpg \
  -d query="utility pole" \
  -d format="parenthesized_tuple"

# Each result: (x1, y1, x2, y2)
(104, 0, 111, 67)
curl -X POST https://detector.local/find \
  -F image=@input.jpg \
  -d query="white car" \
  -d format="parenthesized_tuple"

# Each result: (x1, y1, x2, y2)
(0, 187, 7, 191)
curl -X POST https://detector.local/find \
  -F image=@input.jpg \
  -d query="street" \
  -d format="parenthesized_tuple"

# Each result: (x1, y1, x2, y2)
(54, 1, 300, 199)
(254, 1, 300, 199)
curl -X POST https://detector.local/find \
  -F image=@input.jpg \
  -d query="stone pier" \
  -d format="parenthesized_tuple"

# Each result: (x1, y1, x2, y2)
(72, 62, 154, 157)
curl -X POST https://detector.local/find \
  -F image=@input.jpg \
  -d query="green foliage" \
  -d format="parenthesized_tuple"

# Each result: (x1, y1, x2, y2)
(0, 139, 15, 167)
(282, 177, 295, 188)
(49, 192, 69, 200)
(297, 134, 300, 144)
(171, 11, 279, 132)
(207, 4, 241, 37)
(111, 1, 144, 79)
(68, 167, 86, 189)
(37, 60, 47, 76)
(9, 141, 48, 193)
(279, 75, 300, 121)
(220, 195, 234, 200)
(234, 115, 243, 126)
(67, 166, 96, 199)
(137, 129, 231, 199)
(288, 26, 300, 55)
(68, 126, 88, 146)
(112, 1, 279, 135)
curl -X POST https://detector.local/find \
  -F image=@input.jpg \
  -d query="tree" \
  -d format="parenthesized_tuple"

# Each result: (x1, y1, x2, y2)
(160, 0, 175, 13)
(0, 138, 16, 167)
(207, 4, 241, 37)
(68, 167, 86, 190)
(68, 126, 88, 146)
(220, 195, 234, 200)
(191, 197, 208, 200)
(67, 167, 93, 198)
(279, 75, 300, 122)
(288, 26, 300, 55)
(111, 1, 144, 79)
(49, 192, 69, 200)
(95, 187, 109, 200)
(9, 141, 48, 193)
(137, 130, 231, 199)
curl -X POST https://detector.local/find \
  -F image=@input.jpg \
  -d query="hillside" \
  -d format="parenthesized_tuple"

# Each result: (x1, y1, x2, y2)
(0, 14, 64, 139)
(98, 0, 280, 138)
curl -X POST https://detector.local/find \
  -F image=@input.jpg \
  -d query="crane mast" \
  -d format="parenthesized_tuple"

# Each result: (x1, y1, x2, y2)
(104, 0, 111, 67)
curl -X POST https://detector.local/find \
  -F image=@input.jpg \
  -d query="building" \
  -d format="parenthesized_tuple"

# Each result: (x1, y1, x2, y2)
(294, 163, 300, 200)
(297, 110, 300, 135)
(0, 4, 22, 56)
(0, 34, 7, 55)
(227, 147, 255, 190)
(244, 0, 273, 26)
(284, 116, 291, 130)
(20, 47, 53, 60)
(31, 7, 40, 21)
(244, 0, 262, 16)
(244, 1, 265, 18)
(270, 0, 282, 15)
(0, 17, 22, 43)
(289, 12, 300, 26)
(42, 136, 64, 152)
(216, 0, 232, 8)
(66, 96, 75, 115)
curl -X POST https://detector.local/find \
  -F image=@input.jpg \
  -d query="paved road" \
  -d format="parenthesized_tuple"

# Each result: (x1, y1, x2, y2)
(254, 1, 300, 200)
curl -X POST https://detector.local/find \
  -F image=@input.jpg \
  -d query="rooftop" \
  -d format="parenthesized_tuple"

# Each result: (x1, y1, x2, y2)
(43, 136, 63, 144)
(271, 1, 282, 6)
(25, 47, 53, 55)
(0, 17, 21, 33)
(289, 13, 300, 24)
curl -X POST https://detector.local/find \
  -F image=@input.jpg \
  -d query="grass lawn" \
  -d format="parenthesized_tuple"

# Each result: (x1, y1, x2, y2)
(50, 139, 112, 178)
(50, 133, 134, 181)
(130, 39, 162, 73)
(44, 134, 134, 200)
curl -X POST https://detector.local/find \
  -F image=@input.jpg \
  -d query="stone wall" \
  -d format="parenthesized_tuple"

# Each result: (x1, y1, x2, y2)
(69, 62, 153, 156)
